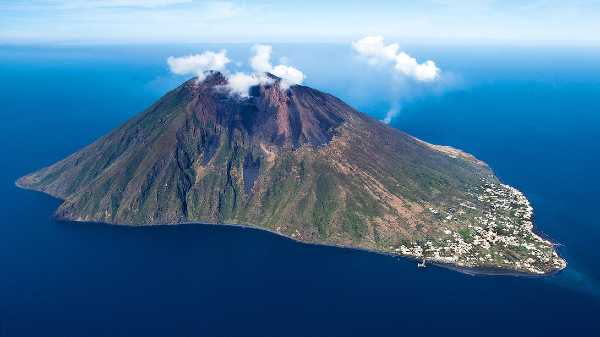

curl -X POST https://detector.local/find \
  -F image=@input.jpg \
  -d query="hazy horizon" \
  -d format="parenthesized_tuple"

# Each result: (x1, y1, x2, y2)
(2, 1, 600, 46)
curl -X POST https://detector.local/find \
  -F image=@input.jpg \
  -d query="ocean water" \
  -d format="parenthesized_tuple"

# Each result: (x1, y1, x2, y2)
(0, 44, 599, 336)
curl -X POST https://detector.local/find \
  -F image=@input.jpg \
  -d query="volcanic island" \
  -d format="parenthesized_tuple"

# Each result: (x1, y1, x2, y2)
(17, 72, 566, 275)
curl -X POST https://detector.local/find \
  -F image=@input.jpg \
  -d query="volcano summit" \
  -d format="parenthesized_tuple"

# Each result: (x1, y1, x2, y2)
(17, 72, 566, 275)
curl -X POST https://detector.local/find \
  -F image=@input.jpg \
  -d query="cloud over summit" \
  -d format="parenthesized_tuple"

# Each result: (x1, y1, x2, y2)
(250, 44, 305, 88)
(167, 44, 305, 97)
(167, 50, 230, 80)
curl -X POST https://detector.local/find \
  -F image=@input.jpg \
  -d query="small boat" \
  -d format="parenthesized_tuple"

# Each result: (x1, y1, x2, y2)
(417, 259, 427, 268)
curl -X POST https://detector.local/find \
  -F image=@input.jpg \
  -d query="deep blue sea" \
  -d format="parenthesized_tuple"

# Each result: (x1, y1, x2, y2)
(1, 44, 599, 336)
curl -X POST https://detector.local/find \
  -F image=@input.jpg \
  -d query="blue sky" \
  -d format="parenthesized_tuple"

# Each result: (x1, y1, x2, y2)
(2, 0, 600, 45)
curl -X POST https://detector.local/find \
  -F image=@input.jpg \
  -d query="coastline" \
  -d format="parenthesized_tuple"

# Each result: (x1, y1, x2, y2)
(62, 217, 567, 278)
(15, 179, 566, 278)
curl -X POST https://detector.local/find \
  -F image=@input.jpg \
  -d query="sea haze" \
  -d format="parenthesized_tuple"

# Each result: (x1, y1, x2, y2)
(1, 44, 599, 336)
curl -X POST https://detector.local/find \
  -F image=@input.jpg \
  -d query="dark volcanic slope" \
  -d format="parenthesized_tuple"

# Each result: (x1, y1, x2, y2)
(17, 72, 565, 275)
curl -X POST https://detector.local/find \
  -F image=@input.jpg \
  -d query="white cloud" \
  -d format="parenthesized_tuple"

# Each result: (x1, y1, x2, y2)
(271, 64, 305, 89)
(249, 44, 305, 87)
(167, 50, 230, 80)
(167, 44, 305, 97)
(352, 35, 440, 82)
(352, 35, 399, 64)
(218, 43, 306, 96)
(352, 35, 446, 124)
(250, 44, 273, 73)
(227, 73, 260, 97)
(227, 72, 273, 97)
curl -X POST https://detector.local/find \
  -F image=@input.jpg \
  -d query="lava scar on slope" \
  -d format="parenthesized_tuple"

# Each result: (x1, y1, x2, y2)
(16, 72, 566, 275)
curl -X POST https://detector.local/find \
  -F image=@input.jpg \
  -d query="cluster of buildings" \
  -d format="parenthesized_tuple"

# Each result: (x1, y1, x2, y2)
(391, 181, 566, 274)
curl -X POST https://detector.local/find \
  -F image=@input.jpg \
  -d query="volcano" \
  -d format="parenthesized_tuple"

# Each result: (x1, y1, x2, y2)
(17, 72, 565, 275)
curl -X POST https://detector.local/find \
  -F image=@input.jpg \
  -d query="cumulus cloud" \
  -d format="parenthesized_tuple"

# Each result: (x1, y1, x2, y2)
(228, 44, 305, 95)
(227, 72, 273, 98)
(167, 49, 230, 80)
(271, 65, 305, 89)
(352, 36, 440, 82)
(351, 35, 446, 124)
(167, 44, 305, 97)
(250, 44, 273, 73)
(249, 44, 305, 88)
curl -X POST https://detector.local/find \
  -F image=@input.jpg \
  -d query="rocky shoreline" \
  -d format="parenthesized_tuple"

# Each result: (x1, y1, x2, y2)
(19, 178, 565, 277)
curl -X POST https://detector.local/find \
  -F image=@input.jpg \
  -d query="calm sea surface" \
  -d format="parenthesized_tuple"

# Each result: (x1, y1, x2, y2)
(1, 44, 599, 336)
